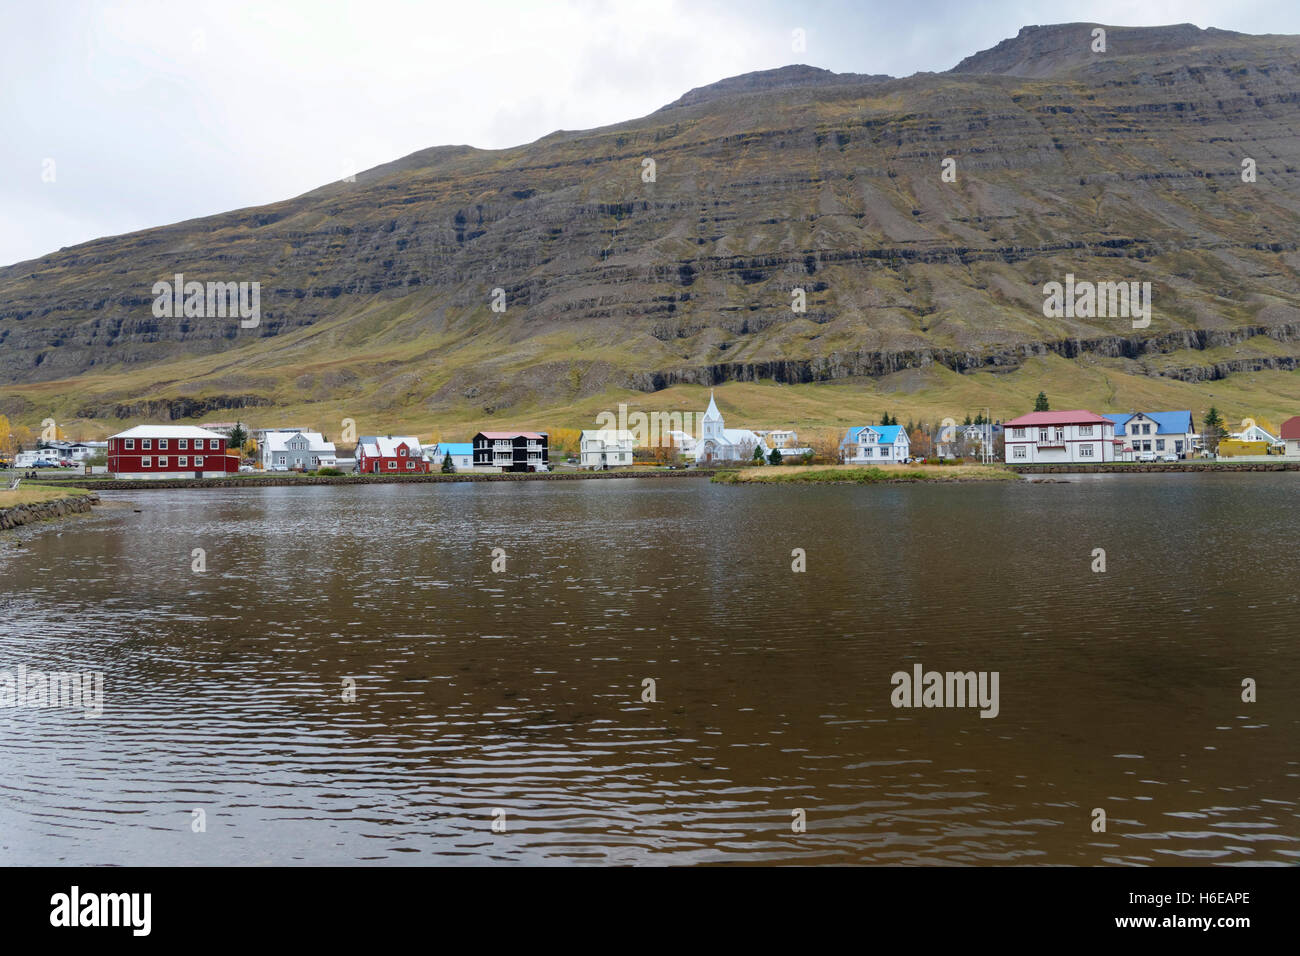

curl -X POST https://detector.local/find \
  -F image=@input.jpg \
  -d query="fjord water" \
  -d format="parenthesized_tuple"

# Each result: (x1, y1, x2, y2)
(1, 475, 1296, 866)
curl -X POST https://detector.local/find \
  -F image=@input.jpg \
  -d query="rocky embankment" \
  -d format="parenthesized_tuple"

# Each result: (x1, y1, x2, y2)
(0, 494, 99, 530)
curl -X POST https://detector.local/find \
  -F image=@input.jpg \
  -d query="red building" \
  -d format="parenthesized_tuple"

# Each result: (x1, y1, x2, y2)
(108, 426, 239, 479)
(356, 436, 430, 474)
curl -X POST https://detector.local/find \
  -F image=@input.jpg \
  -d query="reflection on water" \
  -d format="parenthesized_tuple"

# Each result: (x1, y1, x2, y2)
(0, 475, 1297, 865)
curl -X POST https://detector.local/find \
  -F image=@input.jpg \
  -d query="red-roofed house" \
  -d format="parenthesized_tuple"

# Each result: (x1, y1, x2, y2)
(356, 436, 430, 474)
(1279, 416, 1300, 457)
(473, 431, 549, 472)
(1003, 410, 1120, 463)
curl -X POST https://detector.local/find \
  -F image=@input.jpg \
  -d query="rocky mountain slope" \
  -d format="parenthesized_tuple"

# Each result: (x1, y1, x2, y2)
(2, 22, 1299, 432)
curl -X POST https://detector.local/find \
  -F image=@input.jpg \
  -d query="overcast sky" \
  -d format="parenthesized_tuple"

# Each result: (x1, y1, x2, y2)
(2, 0, 1298, 267)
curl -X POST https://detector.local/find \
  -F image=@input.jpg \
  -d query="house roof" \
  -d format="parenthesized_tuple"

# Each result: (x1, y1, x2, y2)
(358, 435, 422, 457)
(110, 425, 226, 440)
(1005, 410, 1109, 427)
(1279, 416, 1300, 440)
(581, 429, 636, 443)
(842, 425, 905, 444)
(1103, 411, 1193, 436)
(264, 430, 336, 454)
(478, 431, 545, 440)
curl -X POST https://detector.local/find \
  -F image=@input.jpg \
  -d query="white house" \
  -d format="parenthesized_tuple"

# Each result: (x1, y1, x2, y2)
(693, 393, 767, 463)
(580, 429, 635, 469)
(840, 425, 910, 464)
(427, 442, 474, 471)
(1003, 410, 1119, 463)
(1104, 411, 1194, 460)
(1231, 421, 1281, 447)
(261, 430, 337, 471)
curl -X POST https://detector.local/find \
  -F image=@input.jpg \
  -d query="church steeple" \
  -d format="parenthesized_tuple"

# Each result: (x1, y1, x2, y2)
(702, 390, 723, 439)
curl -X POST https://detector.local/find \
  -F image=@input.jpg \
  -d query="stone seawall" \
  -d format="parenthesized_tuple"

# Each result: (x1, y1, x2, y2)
(0, 494, 99, 530)
(64, 471, 716, 492)
(1011, 462, 1300, 474)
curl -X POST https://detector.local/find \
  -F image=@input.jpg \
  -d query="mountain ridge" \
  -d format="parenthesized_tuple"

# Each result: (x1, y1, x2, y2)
(3, 22, 1300, 435)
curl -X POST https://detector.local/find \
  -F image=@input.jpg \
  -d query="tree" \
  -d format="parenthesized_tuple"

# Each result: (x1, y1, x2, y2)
(442, 451, 454, 474)
(768, 447, 783, 466)
(1034, 391, 1050, 412)
(1202, 407, 1225, 456)
(228, 423, 247, 452)
(752, 444, 765, 464)
(963, 414, 973, 426)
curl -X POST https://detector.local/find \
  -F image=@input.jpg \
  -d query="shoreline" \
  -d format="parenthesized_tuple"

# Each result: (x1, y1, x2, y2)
(0, 490, 100, 533)
(712, 464, 1018, 484)
(55, 469, 716, 492)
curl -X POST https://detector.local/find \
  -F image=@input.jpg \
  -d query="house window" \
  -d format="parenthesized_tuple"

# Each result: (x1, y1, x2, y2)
(159, 439, 168, 449)
(1156, 439, 1165, 451)
(179, 456, 188, 467)
(194, 457, 204, 468)
(1142, 424, 1151, 435)
(179, 439, 188, 450)
(1038, 429, 1048, 442)
(1054, 429, 1065, 442)
(210, 439, 220, 449)
(157, 457, 167, 468)
(1080, 444, 1094, 457)
(399, 448, 406, 457)
(863, 447, 873, 457)
(1080, 425, 1093, 437)
(276, 455, 285, 464)
(1013, 445, 1027, 459)
(125, 439, 135, 450)
(406, 460, 415, 470)
(386, 461, 396, 470)
(142, 456, 152, 468)
(143, 439, 152, 449)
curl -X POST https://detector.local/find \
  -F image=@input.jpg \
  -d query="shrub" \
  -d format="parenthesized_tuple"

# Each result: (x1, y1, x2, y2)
(316, 467, 343, 476)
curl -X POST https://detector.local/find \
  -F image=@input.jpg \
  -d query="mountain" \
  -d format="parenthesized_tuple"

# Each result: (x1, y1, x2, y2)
(3, 22, 1300, 436)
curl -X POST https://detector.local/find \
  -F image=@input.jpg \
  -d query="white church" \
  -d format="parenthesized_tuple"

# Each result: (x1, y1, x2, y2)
(692, 392, 768, 463)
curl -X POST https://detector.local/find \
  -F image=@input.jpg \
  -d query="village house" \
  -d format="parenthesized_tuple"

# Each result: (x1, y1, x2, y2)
(107, 425, 238, 478)
(579, 429, 635, 469)
(692, 393, 766, 464)
(261, 430, 338, 471)
(473, 432, 549, 472)
(1104, 411, 1194, 460)
(427, 442, 474, 471)
(355, 435, 430, 474)
(1003, 411, 1120, 464)
(1280, 417, 1300, 457)
(840, 424, 910, 464)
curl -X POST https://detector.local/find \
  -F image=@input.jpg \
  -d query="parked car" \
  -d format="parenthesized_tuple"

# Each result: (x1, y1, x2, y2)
(1137, 451, 1156, 462)
(238, 465, 255, 473)
(31, 460, 57, 468)
(1161, 453, 1178, 462)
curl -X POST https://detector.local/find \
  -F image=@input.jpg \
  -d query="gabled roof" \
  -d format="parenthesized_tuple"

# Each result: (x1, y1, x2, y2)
(109, 425, 226, 440)
(1104, 411, 1193, 436)
(264, 430, 336, 454)
(358, 435, 422, 457)
(1279, 416, 1300, 440)
(580, 429, 636, 443)
(842, 425, 904, 444)
(1005, 410, 1109, 427)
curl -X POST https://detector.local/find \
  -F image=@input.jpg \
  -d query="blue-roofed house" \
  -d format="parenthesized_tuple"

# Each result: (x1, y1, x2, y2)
(1104, 411, 1195, 460)
(428, 442, 475, 472)
(840, 425, 910, 464)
